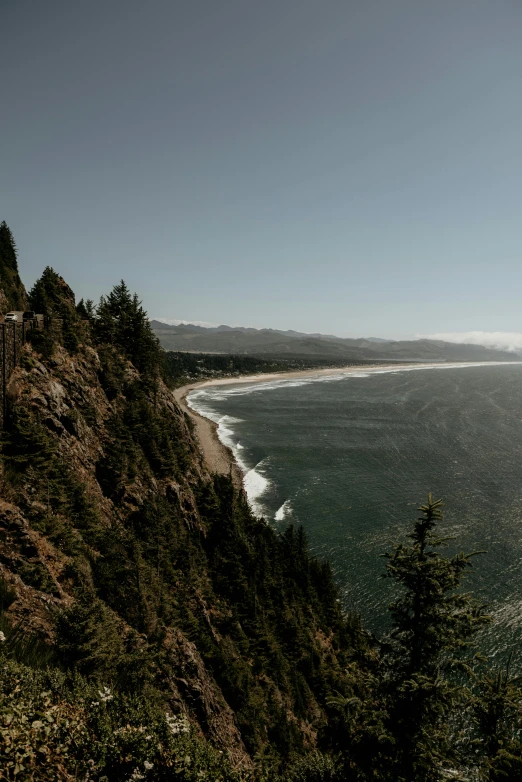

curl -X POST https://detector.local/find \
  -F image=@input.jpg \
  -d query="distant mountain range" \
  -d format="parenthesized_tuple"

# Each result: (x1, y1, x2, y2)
(150, 320, 519, 363)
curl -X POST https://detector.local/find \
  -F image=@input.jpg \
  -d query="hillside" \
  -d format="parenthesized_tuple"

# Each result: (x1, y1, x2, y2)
(151, 320, 517, 363)
(0, 256, 367, 780)
(2, 225, 522, 780)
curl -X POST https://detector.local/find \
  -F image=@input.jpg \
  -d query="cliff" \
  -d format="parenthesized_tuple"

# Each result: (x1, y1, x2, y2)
(0, 263, 366, 780)
(3, 227, 517, 781)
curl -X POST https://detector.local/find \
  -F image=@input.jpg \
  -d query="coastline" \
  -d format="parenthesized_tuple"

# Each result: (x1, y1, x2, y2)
(172, 360, 518, 487)
(172, 366, 371, 482)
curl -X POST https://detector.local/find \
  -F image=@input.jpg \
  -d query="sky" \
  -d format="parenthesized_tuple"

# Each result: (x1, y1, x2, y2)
(2, 0, 522, 340)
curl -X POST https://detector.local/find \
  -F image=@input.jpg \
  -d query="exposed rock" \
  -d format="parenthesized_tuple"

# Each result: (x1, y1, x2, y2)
(163, 628, 253, 771)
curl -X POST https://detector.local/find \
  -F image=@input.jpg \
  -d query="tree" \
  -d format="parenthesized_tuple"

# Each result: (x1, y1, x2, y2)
(0, 221, 18, 273)
(76, 298, 95, 318)
(29, 266, 80, 352)
(474, 660, 522, 780)
(0, 221, 28, 311)
(93, 280, 162, 379)
(383, 494, 490, 781)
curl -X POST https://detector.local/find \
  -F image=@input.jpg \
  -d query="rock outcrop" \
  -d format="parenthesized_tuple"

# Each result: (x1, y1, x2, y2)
(0, 270, 359, 776)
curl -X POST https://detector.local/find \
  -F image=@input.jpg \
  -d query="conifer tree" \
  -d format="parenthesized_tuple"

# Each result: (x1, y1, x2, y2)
(474, 661, 522, 780)
(94, 280, 162, 378)
(76, 298, 95, 318)
(0, 221, 18, 272)
(0, 221, 28, 311)
(29, 266, 80, 351)
(383, 494, 490, 781)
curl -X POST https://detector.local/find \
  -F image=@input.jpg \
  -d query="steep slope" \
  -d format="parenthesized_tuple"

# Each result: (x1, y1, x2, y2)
(0, 269, 367, 779)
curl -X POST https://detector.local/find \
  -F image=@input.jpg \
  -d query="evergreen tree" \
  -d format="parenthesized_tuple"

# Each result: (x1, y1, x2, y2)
(29, 266, 80, 352)
(93, 280, 162, 378)
(0, 221, 18, 272)
(0, 221, 28, 311)
(383, 494, 490, 781)
(474, 660, 522, 780)
(76, 298, 95, 318)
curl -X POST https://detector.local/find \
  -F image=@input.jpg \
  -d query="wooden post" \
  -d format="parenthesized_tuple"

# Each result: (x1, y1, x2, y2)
(13, 324, 16, 367)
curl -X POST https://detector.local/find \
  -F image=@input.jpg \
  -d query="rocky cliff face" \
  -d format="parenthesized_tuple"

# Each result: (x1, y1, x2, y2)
(0, 323, 361, 776)
(0, 340, 253, 768)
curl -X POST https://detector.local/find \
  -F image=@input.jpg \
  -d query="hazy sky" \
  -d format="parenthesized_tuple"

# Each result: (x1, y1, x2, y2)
(3, 0, 522, 338)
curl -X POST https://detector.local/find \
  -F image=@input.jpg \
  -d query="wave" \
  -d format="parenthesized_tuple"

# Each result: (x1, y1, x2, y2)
(274, 499, 292, 521)
(186, 392, 272, 515)
(186, 360, 521, 520)
(243, 462, 271, 517)
(215, 417, 273, 515)
(188, 361, 520, 404)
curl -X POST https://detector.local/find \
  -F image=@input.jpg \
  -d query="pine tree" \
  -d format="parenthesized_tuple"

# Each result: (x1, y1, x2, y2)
(29, 266, 80, 352)
(0, 221, 28, 311)
(0, 221, 18, 272)
(76, 298, 95, 318)
(474, 660, 522, 780)
(93, 280, 162, 378)
(383, 494, 490, 781)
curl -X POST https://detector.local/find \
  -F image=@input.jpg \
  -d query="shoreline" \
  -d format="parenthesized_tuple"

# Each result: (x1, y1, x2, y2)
(173, 365, 377, 482)
(172, 360, 521, 490)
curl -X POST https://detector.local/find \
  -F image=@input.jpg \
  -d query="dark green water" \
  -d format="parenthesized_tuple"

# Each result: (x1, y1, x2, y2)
(189, 363, 522, 663)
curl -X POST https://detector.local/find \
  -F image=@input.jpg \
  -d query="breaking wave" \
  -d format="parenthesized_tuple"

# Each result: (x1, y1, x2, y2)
(243, 462, 271, 517)
(274, 500, 292, 522)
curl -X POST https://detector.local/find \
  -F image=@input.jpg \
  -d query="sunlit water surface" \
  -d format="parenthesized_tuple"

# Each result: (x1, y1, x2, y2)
(188, 363, 522, 665)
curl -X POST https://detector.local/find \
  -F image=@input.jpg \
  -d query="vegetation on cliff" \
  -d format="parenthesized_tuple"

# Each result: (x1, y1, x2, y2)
(0, 221, 28, 313)
(1, 223, 522, 781)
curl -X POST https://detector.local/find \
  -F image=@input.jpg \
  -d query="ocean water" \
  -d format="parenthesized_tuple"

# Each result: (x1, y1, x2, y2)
(188, 363, 522, 663)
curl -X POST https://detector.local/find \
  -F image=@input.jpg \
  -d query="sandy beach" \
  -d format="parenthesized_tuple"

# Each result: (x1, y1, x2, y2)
(172, 361, 484, 481)
(172, 367, 368, 479)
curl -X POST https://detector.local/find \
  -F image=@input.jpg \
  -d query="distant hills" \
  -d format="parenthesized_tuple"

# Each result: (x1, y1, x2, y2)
(151, 320, 519, 363)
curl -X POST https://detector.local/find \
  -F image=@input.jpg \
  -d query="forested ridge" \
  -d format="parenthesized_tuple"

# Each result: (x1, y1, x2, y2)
(1, 224, 522, 781)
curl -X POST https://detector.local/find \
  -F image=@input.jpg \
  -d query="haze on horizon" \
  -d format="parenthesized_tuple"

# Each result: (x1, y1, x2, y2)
(3, 0, 522, 342)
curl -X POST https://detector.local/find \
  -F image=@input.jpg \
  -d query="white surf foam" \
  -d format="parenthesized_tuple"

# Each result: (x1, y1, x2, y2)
(186, 360, 521, 519)
(274, 499, 292, 521)
(243, 462, 271, 517)
(187, 392, 272, 515)
(189, 361, 521, 405)
(214, 416, 250, 473)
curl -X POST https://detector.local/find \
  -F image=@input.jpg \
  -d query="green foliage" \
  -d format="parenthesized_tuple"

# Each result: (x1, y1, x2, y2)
(382, 494, 490, 781)
(385, 495, 488, 676)
(28, 267, 80, 352)
(0, 655, 241, 781)
(0, 221, 27, 311)
(2, 406, 56, 469)
(473, 660, 522, 780)
(76, 298, 94, 318)
(276, 753, 342, 782)
(2, 403, 102, 561)
(0, 620, 58, 670)
(96, 381, 190, 499)
(163, 351, 351, 388)
(93, 281, 162, 381)
(55, 592, 152, 690)
(4, 253, 519, 779)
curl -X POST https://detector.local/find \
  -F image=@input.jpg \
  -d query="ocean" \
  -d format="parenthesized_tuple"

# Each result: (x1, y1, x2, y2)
(188, 362, 522, 664)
